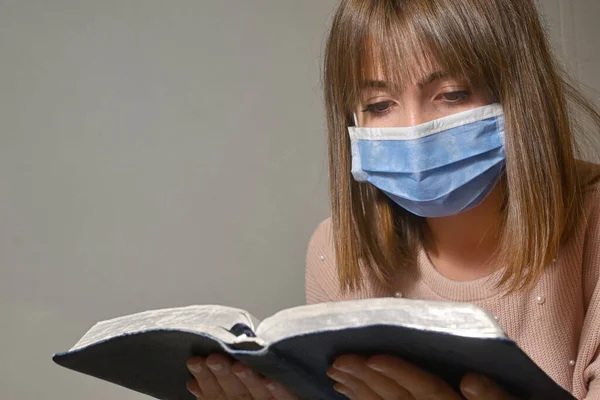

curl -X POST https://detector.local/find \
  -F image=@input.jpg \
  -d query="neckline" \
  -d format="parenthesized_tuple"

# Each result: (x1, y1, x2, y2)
(413, 245, 507, 301)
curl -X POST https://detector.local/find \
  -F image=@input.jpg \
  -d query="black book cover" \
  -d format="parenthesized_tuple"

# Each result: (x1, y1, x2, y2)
(53, 323, 575, 400)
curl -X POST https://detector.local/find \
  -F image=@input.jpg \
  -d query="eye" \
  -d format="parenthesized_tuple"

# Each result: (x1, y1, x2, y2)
(439, 91, 470, 103)
(362, 101, 395, 115)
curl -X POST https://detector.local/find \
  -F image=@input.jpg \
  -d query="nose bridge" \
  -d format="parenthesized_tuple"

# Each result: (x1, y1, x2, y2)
(400, 95, 424, 127)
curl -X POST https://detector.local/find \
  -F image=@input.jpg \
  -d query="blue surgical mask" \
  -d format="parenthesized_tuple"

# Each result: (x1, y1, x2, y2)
(348, 104, 506, 217)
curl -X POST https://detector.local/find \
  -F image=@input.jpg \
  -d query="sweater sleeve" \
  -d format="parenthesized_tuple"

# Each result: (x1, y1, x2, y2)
(305, 218, 340, 304)
(576, 186, 600, 399)
(579, 267, 600, 399)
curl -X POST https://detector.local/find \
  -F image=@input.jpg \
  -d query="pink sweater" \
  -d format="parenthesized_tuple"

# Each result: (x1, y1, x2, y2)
(305, 182, 600, 399)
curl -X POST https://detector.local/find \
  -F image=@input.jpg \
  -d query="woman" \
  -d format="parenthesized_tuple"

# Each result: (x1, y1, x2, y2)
(187, 0, 600, 398)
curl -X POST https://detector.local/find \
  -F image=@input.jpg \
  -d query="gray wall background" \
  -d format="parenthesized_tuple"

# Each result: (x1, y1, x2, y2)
(0, 1, 598, 399)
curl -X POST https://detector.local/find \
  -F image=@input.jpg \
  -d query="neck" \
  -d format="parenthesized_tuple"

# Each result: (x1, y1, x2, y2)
(423, 181, 505, 281)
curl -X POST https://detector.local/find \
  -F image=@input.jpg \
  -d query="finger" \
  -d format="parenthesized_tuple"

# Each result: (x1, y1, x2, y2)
(186, 378, 204, 399)
(187, 356, 224, 399)
(231, 362, 271, 399)
(332, 355, 413, 399)
(206, 354, 252, 399)
(366, 355, 461, 400)
(327, 369, 382, 400)
(262, 378, 301, 400)
(331, 383, 355, 399)
(461, 373, 516, 400)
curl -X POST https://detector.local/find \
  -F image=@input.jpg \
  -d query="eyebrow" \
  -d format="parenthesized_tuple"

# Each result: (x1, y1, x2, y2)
(361, 70, 449, 90)
(417, 71, 448, 87)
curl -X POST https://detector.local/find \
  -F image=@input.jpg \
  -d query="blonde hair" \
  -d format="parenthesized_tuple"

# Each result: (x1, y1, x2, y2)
(323, 0, 600, 292)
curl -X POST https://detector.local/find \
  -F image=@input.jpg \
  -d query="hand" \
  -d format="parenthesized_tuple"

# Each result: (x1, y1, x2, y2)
(186, 354, 299, 399)
(328, 354, 516, 400)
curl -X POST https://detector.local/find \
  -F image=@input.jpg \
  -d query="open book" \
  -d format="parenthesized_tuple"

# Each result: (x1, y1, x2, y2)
(53, 298, 574, 400)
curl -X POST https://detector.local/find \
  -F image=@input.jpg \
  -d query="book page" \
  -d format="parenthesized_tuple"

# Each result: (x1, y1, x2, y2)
(256, 298, 506, 345)
(70, 305, 261, 351)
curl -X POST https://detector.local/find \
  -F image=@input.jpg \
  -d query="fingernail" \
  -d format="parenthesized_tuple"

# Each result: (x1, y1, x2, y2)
(334, 384, 351, 396)
(207, 362, 223, 372)
(327, 372, 346, 383)
(234, 370, 248, 379)
(462, 376, 488, 396)
(266, 382, 277, 392)
(186, 381, 202, 396)
(333, 362, 352, 373)
(187, 362, 203, 373)
(366, 363, 386, 372)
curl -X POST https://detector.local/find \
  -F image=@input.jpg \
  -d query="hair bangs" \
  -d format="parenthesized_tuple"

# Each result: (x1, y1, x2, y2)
(338, 0, 494, 115)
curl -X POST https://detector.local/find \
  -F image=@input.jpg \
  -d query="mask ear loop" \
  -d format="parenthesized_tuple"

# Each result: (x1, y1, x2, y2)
(353, 112, 359, 127)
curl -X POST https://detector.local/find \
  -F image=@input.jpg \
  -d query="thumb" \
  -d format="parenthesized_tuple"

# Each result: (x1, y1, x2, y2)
(460, 373, 515, 400)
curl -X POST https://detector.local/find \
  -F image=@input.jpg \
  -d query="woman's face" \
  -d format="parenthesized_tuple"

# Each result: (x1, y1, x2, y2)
(354, 63, 492, 128)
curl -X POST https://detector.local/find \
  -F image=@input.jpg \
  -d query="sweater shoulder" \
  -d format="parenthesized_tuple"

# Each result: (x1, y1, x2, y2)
(305, 217, 340, 303)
